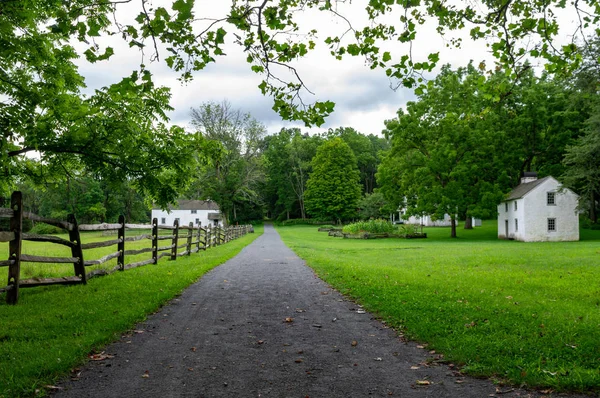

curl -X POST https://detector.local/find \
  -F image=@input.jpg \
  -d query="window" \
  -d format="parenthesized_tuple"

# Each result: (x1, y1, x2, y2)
(547, 192, 556, 205)
(505, 202, 508, 212)
(175, 217, 180, 225)
(161, 217, 166, 224)
(514, 201, 517, 211)
(195, 218, 200, 224)
(548, 218, 556, 232)
(515, 219, 518, 232)
(191, 210, 197, 214)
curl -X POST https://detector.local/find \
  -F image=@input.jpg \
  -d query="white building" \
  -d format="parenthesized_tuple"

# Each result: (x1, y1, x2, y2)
(393, 207, 456, 227)
(498, 173, 579, 242)
(151, 200, 223, 228)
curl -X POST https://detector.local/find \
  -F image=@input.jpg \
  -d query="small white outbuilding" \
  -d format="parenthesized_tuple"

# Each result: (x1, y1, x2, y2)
(151, 200, 224, 228)
(498, 173, 579, 242)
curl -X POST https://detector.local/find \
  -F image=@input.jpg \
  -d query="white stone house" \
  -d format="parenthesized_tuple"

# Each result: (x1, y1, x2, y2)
(393, 207, 456, 227)
(498, 174, 579, 242)
(152, 200, 223, 228)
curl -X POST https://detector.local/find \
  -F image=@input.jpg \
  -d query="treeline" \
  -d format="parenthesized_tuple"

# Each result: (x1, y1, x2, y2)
(5, 39, 599, 232)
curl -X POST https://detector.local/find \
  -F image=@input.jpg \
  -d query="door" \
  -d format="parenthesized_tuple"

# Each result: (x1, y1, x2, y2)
(505, 220, 509, 238)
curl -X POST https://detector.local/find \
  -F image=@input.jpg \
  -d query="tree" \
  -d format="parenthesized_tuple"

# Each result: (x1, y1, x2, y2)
(562, 110, 600, 223)
(2, 0, 596, 206)
(304, 138, 361, 222)
(187, 101, 266, 224)
(358, 192, 388, 220)
(378, 64, 507, 237)
(327, 128, 389, 194)
(263, 128, 322, 220)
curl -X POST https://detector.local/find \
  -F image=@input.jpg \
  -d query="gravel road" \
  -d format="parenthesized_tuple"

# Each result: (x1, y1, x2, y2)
(54, 224, 576, 397)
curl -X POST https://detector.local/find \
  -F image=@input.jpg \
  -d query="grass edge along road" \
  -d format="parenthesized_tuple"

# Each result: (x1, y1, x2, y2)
(0, 226, 262, 398)
(276, 223, 600, 394)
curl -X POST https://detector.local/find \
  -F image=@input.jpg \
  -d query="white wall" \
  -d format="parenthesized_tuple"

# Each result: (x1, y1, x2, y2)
(497, 198, 524, 240)
(151, 209, 223, 228)
(521, 179, 579, 242)
(498, 178, 579, 242)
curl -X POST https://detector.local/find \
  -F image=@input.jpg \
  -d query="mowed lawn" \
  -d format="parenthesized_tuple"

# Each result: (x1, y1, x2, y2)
(276, 222, 600, 393)
(0, 227, 262, 398)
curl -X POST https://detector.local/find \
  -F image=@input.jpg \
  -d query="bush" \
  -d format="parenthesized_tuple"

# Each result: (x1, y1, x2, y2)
(29, 223, 64, 235)
(277, 219, 335, 226)
(342, 219, 395, 234)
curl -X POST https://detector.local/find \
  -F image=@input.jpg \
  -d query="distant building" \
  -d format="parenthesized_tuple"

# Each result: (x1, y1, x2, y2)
(151, 200, 223, 228)
(393, 207, 456, 227)
(498, 173, 579, 242)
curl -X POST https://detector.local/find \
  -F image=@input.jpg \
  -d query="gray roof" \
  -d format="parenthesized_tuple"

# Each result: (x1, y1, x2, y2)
(504, 176, 551, 201)
(154, 200, 220, 211)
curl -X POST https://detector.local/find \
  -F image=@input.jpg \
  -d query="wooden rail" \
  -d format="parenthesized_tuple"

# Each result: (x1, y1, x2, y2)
(1, 191, 253, 304)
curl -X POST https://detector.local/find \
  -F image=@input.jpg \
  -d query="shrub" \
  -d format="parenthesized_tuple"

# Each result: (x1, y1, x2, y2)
(29, 223, 64, 235)
(277, 219, 334, 226)
(342, 219, 395, 234)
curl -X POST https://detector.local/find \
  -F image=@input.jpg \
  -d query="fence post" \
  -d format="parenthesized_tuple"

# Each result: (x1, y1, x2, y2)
(67, 214, 86, 284)
(206, 225, 211, 249)
(117, 215, 125, 271)
(195, 222, 201, 253)
(187, 222, 193, 255)
(152, 218, 158, 264)
(6, 191, 22, 305)
(171, 219, 179, 260)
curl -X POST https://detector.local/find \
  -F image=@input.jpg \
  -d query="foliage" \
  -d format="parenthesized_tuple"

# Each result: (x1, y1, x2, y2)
(378, 63, 506, 238)
(304, 138, 362, 222)
(342, 219, 395, 234)
(277, 223, 600, 393)
(263, 128, 323, 221)
(28, 223, 64, 235)
(187, 101, 266, 224)
(0, 228, 262, 398)
(276, 219, 334, 226)
(327, 128, 389, 194)
(358, 192, 389, 220)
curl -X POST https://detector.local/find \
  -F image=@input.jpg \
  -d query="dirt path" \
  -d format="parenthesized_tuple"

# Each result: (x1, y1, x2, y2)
(54, 225, 567, 397)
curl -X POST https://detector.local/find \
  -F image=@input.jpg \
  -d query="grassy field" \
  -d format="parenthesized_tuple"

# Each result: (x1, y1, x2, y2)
(0, 226, 262, 398)
(276, 222, 600, 393)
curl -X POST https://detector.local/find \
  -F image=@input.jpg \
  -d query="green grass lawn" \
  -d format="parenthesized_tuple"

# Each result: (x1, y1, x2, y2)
(276, 222, 600, 393)
(0, 226, 262, 398)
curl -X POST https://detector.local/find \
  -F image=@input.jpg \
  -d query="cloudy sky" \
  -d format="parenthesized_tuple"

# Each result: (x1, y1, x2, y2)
(75, 0, 581, 137)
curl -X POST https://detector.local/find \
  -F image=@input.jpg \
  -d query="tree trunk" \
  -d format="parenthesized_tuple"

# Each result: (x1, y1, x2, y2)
(299, 199, 306, 220)
(464, 216, 473, 229)
(450, 216, 457, 238)
(591, 191, 598, 224)
(286, 210, 290, 220)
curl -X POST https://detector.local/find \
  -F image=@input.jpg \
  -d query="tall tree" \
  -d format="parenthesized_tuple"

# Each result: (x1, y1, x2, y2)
(328, 128, 389, 194)
(188, 101, 266, 224)
(305, 138, 361, 222)
(378, 64, 506, 237)
(264, 128, 322, 220)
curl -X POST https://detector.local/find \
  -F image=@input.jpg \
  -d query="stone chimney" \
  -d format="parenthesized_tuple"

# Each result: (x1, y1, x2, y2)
(521, 171, 538, 184)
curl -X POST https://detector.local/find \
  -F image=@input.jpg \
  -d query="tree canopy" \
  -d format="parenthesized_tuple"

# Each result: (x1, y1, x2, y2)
(304, 138, 361, 222)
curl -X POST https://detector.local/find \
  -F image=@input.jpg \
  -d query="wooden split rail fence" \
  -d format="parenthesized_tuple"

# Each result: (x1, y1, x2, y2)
(0, 191, 252, 304)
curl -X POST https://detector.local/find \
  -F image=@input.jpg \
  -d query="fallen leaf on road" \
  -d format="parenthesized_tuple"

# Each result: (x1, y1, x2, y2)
(351, 340, 358, 347)
(295, 358, 303, 363)
(374, 357, 382, 361)
(134, 330, 144, 334)
(188, 368, 194, 371)
(416, 380, 431, 385)
(142, 371, 150, 378)
(285, 317, 294, 323)
(257, 340, 264, 345)
(357, 309, 366, 314)
(295, 308, 305, 313)
(410, 366, 420, 370)
(191, 347, 197, 352)
(89, 352, 114, 361)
